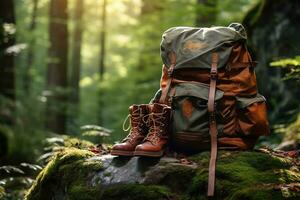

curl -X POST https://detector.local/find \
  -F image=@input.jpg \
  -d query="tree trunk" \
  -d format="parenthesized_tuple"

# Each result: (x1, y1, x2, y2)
(0, 0, 16, 125)
(97, 0, 107, 125)
(98, 0, 107, 81)
(46, 0, 68, 134)
(24, 0, 39, 94)
(195, 0, 217, 27)
(243, 0, 300, 123)
(69, 0, 84, 132)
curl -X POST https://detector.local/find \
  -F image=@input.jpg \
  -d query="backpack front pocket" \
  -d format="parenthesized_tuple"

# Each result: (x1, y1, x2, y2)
(171, 82, 224, 151)
(236, 94, 270, 137)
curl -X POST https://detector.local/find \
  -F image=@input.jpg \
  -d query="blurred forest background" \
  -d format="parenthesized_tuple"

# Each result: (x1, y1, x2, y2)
(0, 0, 299, 198)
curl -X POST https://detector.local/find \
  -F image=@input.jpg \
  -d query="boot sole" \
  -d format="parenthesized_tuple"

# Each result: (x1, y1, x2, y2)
(111, 150, 134, 156)
(134, 150, 164, 157)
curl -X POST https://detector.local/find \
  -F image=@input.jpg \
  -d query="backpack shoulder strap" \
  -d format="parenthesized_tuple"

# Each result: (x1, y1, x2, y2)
(207, 52, 219, 197)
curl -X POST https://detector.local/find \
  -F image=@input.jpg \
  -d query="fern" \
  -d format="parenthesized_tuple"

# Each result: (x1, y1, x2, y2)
(271, 56, 300, 81)
(0, 165, 24, 174)
(0, 186, 5, 199)
(0, 163, 41, 199)
(80, 124, 111, 137)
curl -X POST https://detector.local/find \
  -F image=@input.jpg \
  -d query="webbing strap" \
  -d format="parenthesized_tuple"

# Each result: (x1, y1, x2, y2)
(207, 53, 219, 197)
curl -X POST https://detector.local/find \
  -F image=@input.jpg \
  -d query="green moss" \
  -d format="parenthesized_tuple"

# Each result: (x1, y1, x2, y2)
(25, 150, 300, 200)
(25, 147, 102, 200)
(63, 136, 95, 149)
(187, 151, 300, 199)
(230, 186, 283, 200)
(68, 186, 102, 200)
(278, 169, 300, 183)
(156, 164, 197, 193)
(101, 184, 172, 200)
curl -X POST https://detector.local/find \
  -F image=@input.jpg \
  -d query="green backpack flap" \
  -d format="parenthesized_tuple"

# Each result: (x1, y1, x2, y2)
(171, 82, 224, 152)
(160, 23, 247, 70)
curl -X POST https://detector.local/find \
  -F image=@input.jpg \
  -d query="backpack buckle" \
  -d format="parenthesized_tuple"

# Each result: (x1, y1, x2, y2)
(210, 69, 217, 79)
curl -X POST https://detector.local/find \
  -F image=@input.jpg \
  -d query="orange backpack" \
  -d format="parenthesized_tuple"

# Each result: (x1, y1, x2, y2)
(151, 23, 270, 196)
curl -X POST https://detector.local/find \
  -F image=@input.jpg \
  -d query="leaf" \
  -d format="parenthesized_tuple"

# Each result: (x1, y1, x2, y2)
(81, 125, 112, 134)
(20, 163, 42, 171)
(45, 137, 64, 145)
(270, 56, 300, 68)
(270, 56, 300, 81)
(37, 152, 55, 163)
(21, 177, 34, 185)
(0, 180, 5, 186)
(0, 166, 24, 174)
(0, 186, 5, 199)
(82, 130, 110, 137)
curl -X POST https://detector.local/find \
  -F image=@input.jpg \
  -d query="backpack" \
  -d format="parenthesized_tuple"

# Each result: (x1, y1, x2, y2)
(150, 23, 270, 196)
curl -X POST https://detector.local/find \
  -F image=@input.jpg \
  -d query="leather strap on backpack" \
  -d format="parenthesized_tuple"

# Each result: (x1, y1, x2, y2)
(207, 52, 219, 197)
(159, 52, 176, 104)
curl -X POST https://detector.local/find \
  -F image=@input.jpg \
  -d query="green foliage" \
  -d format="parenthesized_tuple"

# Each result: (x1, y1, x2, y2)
(0, 165, 24, 174)
(38, 135, 95, 164)
(0, 186, 5, 199)
(285, 114, 300, 141)
(271, 56, 300, 81)
(80, 124, 111, 143)
(216, 0, 260, 25)
(275, 114, 300, 141)
(0, 162, 41, 200)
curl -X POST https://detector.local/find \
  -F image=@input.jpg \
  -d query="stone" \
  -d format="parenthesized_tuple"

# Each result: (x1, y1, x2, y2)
(25, 147, 300, 200)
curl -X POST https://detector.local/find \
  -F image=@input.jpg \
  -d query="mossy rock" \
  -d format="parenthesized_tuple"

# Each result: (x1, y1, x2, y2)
(25, 149, 300, 200)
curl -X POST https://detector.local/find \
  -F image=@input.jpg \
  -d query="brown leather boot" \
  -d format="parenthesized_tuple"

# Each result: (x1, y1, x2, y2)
(111, 104, 149, 156)
(134, 103, 171, 157)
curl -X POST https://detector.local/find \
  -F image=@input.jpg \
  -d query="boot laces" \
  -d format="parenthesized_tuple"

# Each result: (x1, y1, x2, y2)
(122, 108, 144, 143)
(143, 111, 166, 145)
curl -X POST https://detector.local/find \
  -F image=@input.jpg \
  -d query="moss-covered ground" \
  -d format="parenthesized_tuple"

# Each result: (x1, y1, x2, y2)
(188, 151, 300, 199)
(25, 147, 103, 200)
(25, 148, 300, 200)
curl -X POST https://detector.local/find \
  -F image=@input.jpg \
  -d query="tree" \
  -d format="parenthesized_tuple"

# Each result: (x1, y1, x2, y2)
(46, 0, 69, 134)
(98, 0, 107, 80)
(195, 0, 217, 26)
(24, 0, 39, 94)
(243, 0, 300, 123)
(0, 0, 16, 125)
(69, 0, 84, 132)
(97, 0, 107, 125)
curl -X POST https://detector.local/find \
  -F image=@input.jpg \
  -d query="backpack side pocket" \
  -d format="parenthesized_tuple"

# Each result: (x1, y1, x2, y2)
(236, 94, 270, 137)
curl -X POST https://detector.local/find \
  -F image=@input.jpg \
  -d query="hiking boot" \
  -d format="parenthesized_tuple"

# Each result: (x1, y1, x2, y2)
(111, 104, 149, 156)
(134, 103, 171, 157)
